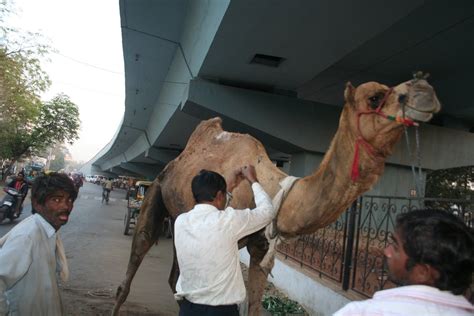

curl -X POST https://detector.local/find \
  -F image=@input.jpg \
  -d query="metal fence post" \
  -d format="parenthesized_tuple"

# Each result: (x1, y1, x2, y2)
(342, 199, 358, 290)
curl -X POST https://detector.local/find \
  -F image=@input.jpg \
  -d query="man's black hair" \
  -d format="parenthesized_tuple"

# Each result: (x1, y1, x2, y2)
(396, 209, 474, 295)
(191, 169, 226, 203)
(31, 172, 78, 214)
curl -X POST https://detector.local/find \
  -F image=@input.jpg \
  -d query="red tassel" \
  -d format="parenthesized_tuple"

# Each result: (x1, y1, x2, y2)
(351, 140, 360, 182)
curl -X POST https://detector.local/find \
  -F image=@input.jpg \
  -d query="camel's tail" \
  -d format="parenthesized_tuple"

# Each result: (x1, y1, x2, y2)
(112, 180, 168, 315)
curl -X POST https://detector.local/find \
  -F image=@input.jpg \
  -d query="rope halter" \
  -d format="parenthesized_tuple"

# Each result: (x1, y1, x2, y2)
(351, 87, 419, 182)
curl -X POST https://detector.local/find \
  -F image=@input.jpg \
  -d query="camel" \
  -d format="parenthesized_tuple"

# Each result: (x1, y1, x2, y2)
(112, 77, 440, 315)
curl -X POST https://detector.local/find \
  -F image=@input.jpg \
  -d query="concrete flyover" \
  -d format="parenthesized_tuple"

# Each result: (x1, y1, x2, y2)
(81, 0, 474, 196)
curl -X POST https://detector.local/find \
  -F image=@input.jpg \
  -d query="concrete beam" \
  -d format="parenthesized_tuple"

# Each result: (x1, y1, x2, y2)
(181, 79, 339, 154)
(100, 154, 126, 172)
(119, 162, 162, 179)
(181, 79, 474, 170)
(145, 147, 179, 164)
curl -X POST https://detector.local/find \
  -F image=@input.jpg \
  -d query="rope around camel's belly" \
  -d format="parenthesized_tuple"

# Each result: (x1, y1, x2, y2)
(259, 176, 299, 274)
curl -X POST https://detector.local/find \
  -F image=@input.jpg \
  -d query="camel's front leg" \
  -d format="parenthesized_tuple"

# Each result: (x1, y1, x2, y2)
(112, 230, 156, 315)
(246, 233, 272, 316)
(112, 182, 166, 315)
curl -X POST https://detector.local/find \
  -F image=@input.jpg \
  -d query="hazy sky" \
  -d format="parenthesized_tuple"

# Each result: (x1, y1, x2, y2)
(6, 0, 125, 162)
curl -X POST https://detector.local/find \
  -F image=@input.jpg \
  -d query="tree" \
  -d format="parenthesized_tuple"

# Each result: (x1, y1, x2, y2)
(1, 0, 53, 173)
(2, 94, 80, 168)
(425, 166, 474, 215)
(426, 166, 474, 199)
(0, 0, 51, 120)
(1, 1, 80, 175)
(0, 45, 49, 161)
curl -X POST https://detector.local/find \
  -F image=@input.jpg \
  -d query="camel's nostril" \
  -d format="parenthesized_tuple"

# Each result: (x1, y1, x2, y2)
(398, 94, 407, 103)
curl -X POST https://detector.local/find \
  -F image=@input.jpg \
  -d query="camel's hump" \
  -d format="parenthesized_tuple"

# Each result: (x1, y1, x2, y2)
(198, 117, 222, 130)
(186, 117, 224, 146)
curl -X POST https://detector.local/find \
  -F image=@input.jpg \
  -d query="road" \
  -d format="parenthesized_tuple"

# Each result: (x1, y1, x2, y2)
(0, 182, 179, 316)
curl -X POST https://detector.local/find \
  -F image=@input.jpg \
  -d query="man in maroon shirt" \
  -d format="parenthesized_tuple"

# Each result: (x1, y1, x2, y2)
(7, 171, 29, 217)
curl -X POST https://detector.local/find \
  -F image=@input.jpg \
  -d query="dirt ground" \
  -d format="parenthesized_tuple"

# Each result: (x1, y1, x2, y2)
(57, 183, 179, 315)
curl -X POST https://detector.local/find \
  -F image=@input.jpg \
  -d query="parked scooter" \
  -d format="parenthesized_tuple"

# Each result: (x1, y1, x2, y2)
(0, 187, 22, 223)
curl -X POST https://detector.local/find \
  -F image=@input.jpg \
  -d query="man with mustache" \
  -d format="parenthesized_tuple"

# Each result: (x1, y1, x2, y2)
(0, 172, 77, 315)
(334, 209, 474, 316)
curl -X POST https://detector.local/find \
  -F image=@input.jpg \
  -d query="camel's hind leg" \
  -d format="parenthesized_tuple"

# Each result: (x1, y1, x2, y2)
(246, 233, 273, 316)
(112, 181, 167, 316)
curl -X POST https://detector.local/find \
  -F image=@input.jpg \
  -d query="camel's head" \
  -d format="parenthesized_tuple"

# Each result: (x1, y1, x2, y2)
(343, 77, 441, 156)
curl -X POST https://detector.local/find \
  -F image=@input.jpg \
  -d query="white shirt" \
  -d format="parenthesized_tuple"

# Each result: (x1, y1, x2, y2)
(333, 285, 474, 316)
(174, 182, 274, 306)
(0, 214, 63, 315)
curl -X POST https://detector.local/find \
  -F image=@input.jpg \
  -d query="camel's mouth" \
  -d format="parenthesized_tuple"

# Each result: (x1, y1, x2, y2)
(401, 107, 435, 122)
(395, 79, 441, 123)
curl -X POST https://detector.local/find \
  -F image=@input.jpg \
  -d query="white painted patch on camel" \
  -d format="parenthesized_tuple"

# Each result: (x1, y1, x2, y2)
(216, 131, 231, 141)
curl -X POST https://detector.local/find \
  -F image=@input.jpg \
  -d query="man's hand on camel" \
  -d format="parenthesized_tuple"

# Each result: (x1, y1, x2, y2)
(227, 168, 244, 192)
(242, 165, 258, 184)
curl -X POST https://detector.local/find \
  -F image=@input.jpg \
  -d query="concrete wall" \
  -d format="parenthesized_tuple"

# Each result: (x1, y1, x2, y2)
(240, 248, 350, 316)
(368, 164, 426, 197)
(285, 150, 425, 197)
(289, 152, 324, 178)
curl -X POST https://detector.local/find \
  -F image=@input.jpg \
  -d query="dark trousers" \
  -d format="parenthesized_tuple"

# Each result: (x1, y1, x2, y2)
(179, 298, 239, 316)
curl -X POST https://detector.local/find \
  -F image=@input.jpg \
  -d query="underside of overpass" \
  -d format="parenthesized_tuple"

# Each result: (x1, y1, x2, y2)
(82, 0, 474, 195)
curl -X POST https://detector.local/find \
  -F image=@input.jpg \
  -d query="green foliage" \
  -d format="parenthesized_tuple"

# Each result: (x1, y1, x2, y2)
(0, 1, 79, 166)
(32, 94, 80, 146)
(262, 295, 307, 316)
(425, 166, 474, 212)
(0, 92, 80, 162)
(426, 166, 474, 199)
(0, 0, 51, 110)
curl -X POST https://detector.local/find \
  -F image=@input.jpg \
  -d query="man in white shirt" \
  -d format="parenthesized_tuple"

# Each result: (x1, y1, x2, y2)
(334, 209, 474, 316)
(174, 165, 274, 316)
(0, 172, 77, 315)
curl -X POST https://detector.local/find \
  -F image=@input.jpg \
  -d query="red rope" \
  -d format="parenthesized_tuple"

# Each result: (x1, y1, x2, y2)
(351, 140, 361, 182)
(351, 87, 419, 182)
(351, 88, 395, 182)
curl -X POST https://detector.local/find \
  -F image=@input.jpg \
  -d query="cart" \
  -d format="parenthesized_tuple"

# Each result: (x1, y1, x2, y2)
(124, 180, 152, 235)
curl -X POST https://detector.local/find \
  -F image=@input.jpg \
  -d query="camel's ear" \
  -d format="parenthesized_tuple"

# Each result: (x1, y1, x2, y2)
(344, 82, 355, 105)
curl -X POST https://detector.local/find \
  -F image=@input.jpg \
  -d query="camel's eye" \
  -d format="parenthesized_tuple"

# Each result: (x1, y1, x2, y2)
(368, 93, 384, 109)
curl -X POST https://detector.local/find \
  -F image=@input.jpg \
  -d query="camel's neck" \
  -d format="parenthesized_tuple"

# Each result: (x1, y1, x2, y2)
(276, 119, 387, 236)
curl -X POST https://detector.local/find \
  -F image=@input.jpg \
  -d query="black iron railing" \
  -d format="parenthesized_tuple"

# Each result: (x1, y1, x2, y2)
(276, 195, 473, 298)
(277, 211, 347, 283)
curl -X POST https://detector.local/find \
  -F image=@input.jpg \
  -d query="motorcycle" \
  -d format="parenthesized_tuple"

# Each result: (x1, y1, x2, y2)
(72, 174, 83, 192)
(0, 187, 22, 223)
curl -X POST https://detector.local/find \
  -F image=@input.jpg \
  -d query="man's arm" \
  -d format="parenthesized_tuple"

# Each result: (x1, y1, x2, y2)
(0, 235, 34, 314)
(232, 166, 275, 240)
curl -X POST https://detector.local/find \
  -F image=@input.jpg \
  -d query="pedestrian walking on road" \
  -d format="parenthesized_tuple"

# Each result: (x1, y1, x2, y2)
(102, 177, 113, 204)
(174, 165, 275, 316)
(0, 172, 77, 315)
